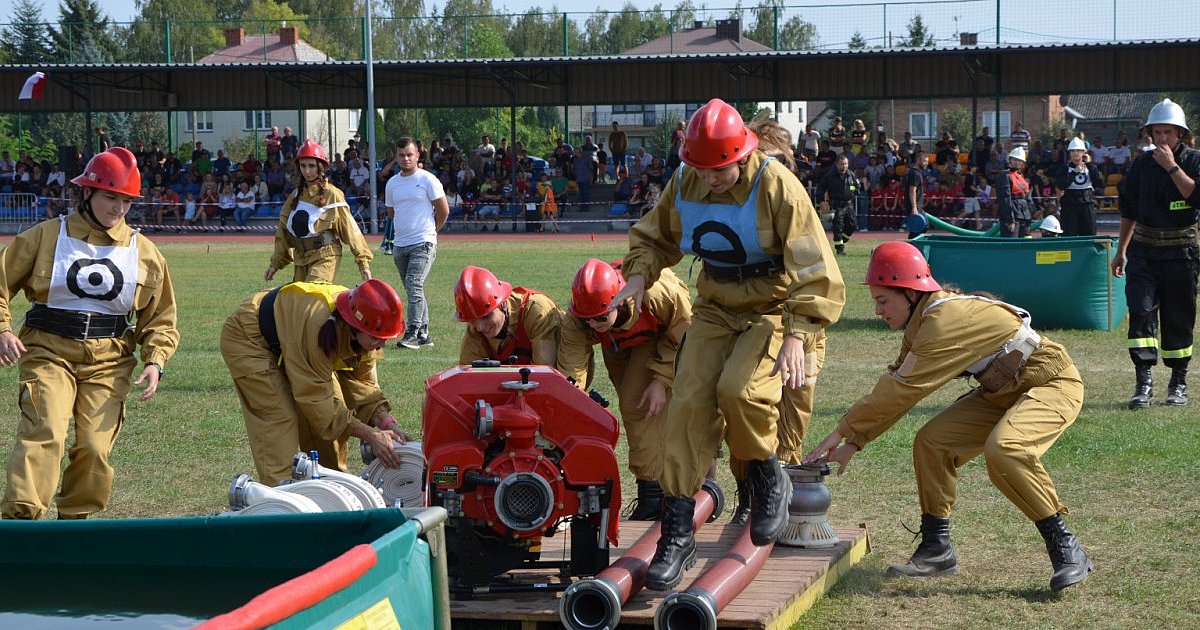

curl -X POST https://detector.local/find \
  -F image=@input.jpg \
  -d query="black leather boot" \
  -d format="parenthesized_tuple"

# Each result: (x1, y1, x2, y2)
(748, 456, 790, 546)
(625, 479, 664, 521)
(886, 514, 959, 577)
(1166, 368, 1188, 406)
(645, 496, 697, 591)
(729, 479, 751, 525)
(1035, 514, 1094, 592)
(1128, 365, 1153, 409)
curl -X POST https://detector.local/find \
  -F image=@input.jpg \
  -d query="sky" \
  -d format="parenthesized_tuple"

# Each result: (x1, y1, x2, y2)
(2, 0, 1195, 51)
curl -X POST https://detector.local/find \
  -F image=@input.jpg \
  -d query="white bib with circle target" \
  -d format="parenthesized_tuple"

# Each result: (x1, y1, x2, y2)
(47, 217, 139, 315)
(287, 199, 346, 239)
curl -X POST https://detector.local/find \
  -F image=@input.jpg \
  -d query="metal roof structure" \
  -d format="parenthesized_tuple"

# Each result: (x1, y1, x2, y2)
(3, 38, 1199, 113)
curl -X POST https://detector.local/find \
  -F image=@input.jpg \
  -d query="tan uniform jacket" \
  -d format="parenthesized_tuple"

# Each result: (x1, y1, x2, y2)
(837, 290, 1074, 449)
(459, 290, 562, 366)
(557, 268, 691, 387)
(223, 287, 388, 443)
(0, 212, 179, 367)
(622, 150, 845, 337)
(269, 183, 372, 274)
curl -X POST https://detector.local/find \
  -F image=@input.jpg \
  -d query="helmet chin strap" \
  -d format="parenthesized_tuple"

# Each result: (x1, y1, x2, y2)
(903, 290, 922, 326)
(79, 192, 104, 229)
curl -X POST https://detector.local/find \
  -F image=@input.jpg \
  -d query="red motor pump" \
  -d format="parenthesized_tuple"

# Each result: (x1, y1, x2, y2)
(423, 363, 622, 594)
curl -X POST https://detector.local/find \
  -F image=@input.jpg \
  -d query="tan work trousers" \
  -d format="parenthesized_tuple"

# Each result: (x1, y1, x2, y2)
(913, 365, 1084, 521)
(229, 365, 351, 487)
(661, 302, 783, 497)
(294, 253, 340, 283)
(602, 342, 667, 482)
(2, 330, 134, 519)
(731, 330, 826, 480)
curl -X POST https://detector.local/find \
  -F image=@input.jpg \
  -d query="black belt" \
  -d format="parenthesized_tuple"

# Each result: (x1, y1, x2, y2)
(702, 257, 785, 282)
(24, 303, 131, 341)
(1132, 223, 1199, 248)
(257, 287, 283, 357)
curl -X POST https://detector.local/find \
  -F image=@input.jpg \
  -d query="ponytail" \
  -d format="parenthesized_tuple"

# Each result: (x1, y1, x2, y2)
(317, 315, 340, 358)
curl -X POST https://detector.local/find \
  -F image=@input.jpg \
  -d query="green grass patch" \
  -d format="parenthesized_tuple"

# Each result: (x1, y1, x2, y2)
(0, 238, 1196, 628)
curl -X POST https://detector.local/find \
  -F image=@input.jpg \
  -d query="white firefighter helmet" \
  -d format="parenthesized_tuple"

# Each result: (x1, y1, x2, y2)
(1008, 146, 1027, 162)
(1066, 137, 1087, 152)
(1145, 98, 1189, 132)
(1039, 214, 1063, 234)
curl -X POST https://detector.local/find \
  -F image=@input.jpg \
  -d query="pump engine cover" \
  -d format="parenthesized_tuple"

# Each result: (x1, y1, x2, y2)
(422, 365, 622, 588)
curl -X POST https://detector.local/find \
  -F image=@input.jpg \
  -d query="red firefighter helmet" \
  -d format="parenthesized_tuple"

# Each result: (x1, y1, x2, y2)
(296, 138, 329, 166)
(71, 147, 142, 198)
(455, 266, 512, 322)
(679, 98, 759, 169)
(865, 241, 942, 292)
(569, 258, 625, 319)
(336, 279, 406, 339)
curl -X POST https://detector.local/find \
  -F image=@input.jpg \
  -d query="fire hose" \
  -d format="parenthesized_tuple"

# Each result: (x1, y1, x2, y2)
(291, 451, 388, 509)
(654, 525, 773, 630)
(361, 440, 426, 508)
(226, 474, 321, 515)
(558, 480, 723, 630)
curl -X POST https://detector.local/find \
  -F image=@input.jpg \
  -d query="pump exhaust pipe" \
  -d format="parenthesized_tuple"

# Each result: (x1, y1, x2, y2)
(559, 479, 723, 630)
(653, 525, 773, 630)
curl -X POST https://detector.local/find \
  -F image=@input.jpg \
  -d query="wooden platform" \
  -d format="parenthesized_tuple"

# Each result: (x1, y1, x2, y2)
(450, 521, 870, 629)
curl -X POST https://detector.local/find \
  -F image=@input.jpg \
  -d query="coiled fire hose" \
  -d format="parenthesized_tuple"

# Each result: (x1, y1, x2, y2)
(360, 440, 426, 508)
(291, 451, 387, 509)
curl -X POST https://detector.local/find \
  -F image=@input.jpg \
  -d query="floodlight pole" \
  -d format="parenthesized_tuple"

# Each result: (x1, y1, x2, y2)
(365, 3, 379, 234)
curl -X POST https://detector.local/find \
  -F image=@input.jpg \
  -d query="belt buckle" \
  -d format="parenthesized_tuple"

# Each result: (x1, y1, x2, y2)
(81, 311, 93, 341)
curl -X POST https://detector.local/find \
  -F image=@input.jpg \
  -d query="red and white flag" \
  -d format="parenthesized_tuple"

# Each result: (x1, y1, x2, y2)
(18, 72, 46, 100)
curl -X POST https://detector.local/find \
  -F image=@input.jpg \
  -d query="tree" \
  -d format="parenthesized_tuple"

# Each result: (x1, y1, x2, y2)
(1, 0, 52, 64)
(243, 0, 311, 45)
(646, 113, 683, 160)
(941, 106, 973, 148)
(378, 0, 435, 60)
(212, 0, 253, 22)
(47, 0, 121, 63)
(506, 7, 589, 57)
(126, 0, 222, 64)
(743, 0, 817, 51)
(284, 0, 363, 60)
(0, 116, 57, 163)
(848, 30, 868, 50)
(582, 4, 672, 55)
(898, 14, 935, 48)
(431, 0, 510, 60)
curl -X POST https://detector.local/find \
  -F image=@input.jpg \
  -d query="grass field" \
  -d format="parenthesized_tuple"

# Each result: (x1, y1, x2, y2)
(0, 236, 1196, 629)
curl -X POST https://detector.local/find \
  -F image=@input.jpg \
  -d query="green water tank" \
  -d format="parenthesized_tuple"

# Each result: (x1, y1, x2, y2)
(911, 235, 1127, 330)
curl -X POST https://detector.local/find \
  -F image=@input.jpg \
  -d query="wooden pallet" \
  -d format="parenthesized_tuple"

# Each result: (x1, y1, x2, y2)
(450, 521, 870, 629)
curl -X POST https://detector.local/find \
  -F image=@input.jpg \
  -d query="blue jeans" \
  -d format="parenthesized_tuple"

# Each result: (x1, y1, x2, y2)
(392, 241, 436, 335)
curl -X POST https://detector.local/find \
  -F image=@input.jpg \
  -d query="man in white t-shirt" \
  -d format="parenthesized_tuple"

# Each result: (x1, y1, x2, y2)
(1109, 137, 1132, 174)
(803, 124, 821, 160)
(348, 157, 371, 200)
(477, 135, 496, 178)
(385, 136, 450, 350)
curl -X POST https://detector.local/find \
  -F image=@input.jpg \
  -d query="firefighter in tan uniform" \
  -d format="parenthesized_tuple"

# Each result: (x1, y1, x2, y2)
(728, 118, 831, 525)
(455, 265, 562, 366)
(220, 278, 408, 486)
(0, 147, 179, 520)
(557, 259, 691, 520)
(265, 139, 373, 284)
(806, 241, 1093, 593)
(611, 98, 845, 591)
